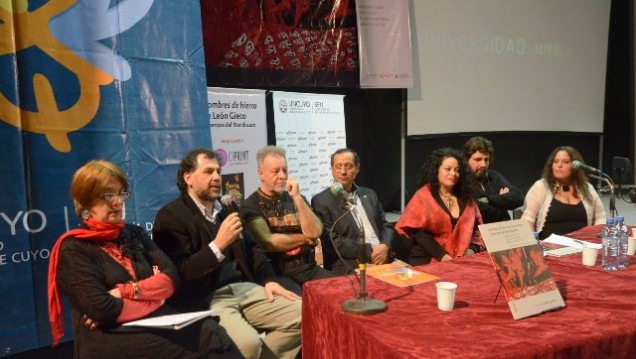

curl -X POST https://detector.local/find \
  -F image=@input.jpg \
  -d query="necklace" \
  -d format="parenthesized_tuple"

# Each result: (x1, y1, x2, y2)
(440, 192, 454, 211)
(555, 183, 571, 193)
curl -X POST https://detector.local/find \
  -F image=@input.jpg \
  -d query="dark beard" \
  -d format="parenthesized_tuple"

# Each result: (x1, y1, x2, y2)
(198, 189, 220, 203)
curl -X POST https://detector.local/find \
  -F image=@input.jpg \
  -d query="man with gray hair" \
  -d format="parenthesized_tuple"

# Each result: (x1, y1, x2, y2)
(240, 146, 335, 295)
(462, 137, 524, 223)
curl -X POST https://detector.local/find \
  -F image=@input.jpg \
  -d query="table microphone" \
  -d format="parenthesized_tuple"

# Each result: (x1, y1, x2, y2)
(572, 161, 617, 217)
(330, 182, 356, 207)
(333, 185, 387, 315)
(572, 160, 606, 176)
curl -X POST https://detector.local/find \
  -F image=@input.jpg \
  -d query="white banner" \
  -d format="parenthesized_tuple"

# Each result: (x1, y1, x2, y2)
(356, 0, 413, 88)
(272, 91, 347, 199)
(208, 87, 267, 204)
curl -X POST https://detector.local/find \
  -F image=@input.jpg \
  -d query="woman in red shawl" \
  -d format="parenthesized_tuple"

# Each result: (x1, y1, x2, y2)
(395, 148, 485, 265)
(48, 160, 240, 358)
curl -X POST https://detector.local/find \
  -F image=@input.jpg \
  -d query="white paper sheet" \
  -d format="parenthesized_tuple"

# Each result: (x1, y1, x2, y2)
(543, 234, 602, 249)
(123, 310, 213, 330)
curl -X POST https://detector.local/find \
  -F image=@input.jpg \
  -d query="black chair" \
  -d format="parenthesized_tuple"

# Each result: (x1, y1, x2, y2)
(611, 156, 632, 185)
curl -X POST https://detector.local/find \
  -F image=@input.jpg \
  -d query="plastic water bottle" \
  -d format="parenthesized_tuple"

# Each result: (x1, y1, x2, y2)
(615, 215, 629, 269)
(601, 217, 619, 271)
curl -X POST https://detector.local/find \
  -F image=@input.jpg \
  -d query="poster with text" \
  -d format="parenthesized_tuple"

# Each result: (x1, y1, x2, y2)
(207, 87, 267, 201)
(356, 0, 413, 88)
(272, 91, 346, 199)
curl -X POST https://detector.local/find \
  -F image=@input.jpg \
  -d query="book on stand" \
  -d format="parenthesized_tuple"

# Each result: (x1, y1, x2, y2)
(479, 220, 565, 320)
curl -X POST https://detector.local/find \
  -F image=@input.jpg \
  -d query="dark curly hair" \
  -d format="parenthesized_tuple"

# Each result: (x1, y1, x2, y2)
(541, 146, 592, 201)
(417, 147, 478, 202)
(176, 148, 219, 194)
(462, 136, 494, 162)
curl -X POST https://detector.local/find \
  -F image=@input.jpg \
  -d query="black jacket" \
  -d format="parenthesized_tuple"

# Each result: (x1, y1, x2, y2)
(476, 170, 524, 223)
(153, 194, 277, 312)
(311, 185, 395, 274)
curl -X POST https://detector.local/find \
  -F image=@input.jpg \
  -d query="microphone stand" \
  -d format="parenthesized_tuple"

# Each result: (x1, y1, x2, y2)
(589, 173, 616, 217)
(341, 203, 387, 315)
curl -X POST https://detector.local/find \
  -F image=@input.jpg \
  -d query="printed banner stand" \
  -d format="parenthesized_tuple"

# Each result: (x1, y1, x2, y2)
(272, 91, 347, 199)
(207, 87, 268, 203)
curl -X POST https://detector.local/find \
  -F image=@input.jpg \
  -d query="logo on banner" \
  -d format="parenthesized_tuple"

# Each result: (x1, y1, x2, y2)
(278, 99, 288, 113)
(216, 148, 249, 167)
(215, 149, 229, 166)
(0, 0, 154, 153)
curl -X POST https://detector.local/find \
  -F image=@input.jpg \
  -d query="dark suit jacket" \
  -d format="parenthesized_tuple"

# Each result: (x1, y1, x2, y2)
(311, 185, 395, 274)
(153, 194, 277, 312)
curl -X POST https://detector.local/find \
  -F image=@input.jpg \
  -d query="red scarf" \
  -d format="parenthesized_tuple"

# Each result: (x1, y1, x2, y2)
(395, 184, 483, 260)
(48, 218, 124, 346)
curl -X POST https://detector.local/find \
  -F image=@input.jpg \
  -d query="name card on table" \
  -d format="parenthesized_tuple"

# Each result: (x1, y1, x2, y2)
(479, 220, 565, 320)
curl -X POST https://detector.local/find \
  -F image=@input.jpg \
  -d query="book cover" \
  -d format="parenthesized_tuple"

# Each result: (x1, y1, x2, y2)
(122, 310, 214, 330)
(222, 173, 245, 205)
(479, 220, 565, 320)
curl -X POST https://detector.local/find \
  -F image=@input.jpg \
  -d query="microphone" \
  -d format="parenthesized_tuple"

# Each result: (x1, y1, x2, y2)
(572, 161, 616, 216)
(329, 183, 356, 206)
(220, 195, 244, 240)
(572, 160, 605, 176)
(220, 194, 239, 214)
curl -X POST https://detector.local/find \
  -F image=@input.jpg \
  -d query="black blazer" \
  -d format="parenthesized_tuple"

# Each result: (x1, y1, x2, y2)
(311, 186, 395, 274)
(153, 194, 277, 312)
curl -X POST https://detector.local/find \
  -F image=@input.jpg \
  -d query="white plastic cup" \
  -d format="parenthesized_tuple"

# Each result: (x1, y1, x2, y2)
(435, 281, 457, 311)
(628, 237, 636, 256)
(582, 246, 599, 266)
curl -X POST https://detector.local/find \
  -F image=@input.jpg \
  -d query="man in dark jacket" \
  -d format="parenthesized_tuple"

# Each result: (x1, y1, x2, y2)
(462, 137, 524, 223)
(311, 148, 395, 274)
(153, 148, 301, 359)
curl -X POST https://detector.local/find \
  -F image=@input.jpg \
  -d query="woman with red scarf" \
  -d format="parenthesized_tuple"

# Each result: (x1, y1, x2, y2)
(48, 160, 240, 358)
(395, 148, 486, 265)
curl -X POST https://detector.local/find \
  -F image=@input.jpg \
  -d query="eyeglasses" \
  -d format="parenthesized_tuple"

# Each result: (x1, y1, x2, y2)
(333, 163, 356, 171)
(99, 192, 131, 202)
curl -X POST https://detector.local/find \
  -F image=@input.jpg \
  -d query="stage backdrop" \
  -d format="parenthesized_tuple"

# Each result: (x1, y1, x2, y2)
(0, 0, 209, 354)
(202, 0, 360, 87)
(272, 91, 346, 199)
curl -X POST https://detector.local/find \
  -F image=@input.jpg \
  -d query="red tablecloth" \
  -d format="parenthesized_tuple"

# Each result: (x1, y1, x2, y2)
(302, 226, 636, 359)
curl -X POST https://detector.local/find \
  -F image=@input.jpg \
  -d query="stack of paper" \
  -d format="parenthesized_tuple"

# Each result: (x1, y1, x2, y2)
(543, 246, 582, 257)
(541, 234, 601, 257)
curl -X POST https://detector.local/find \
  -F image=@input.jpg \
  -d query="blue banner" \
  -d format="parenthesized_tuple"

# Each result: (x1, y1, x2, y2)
(0, 0, 209, 353)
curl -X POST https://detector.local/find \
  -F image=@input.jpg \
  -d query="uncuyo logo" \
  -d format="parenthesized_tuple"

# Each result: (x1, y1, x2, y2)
(278, 99, 288, 113)
(0, 0, 154, 152)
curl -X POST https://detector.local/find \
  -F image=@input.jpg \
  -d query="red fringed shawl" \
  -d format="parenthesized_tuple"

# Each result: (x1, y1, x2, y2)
(395, 184, 483, 260)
